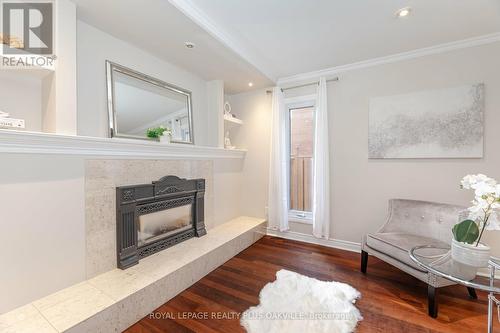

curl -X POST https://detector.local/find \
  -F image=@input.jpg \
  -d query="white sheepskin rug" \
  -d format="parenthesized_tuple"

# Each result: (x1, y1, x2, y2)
(241, 269, 362, 333)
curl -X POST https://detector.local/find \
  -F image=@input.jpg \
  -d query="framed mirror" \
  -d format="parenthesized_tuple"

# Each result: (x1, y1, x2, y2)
(106, 61, 194, 144)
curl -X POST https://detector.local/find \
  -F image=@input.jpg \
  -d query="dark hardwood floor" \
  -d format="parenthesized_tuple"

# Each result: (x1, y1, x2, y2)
(125, 236, 496, 333)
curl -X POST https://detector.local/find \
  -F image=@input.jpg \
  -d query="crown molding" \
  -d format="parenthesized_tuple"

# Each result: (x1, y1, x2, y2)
(168, 0, 277, 82)
(0, 130, 247, 159)
(278, 32, 500, 86)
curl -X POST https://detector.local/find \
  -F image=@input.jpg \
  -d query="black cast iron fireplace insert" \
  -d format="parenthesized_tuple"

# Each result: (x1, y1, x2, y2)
(116, 175, 206, 269)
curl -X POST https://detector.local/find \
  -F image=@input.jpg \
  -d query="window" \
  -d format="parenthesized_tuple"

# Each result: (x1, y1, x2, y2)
(288, 104, 314, 222)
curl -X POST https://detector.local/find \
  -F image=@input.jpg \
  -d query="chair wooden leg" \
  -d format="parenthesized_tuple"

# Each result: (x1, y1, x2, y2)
(361, 250, 368, 274)
(428, 285, 438, 318)
(467, 287, 478, 299)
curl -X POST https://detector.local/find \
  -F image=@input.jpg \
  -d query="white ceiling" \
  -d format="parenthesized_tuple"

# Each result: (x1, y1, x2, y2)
(72, 0, 500, 92)
(185, 0, 500, 80)
(71, 0, 274, 94)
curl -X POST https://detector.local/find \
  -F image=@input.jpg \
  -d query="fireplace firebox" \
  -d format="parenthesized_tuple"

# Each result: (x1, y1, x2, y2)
(116, 175, 206, 269)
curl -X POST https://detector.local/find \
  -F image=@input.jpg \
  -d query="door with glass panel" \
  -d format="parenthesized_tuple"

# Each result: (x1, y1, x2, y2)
(289, 106, 314, 220)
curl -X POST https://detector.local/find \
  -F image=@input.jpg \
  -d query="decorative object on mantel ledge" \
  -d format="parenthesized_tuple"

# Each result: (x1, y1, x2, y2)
(224, 131, 236, 150)
(116, 175, 206, 269)
(160, 135, 171, 144)
(0, 130, 247, 159)
(146, 125, 172, 143)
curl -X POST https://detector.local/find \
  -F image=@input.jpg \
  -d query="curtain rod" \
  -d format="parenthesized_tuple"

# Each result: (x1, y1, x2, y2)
(266, 77, 339, 94)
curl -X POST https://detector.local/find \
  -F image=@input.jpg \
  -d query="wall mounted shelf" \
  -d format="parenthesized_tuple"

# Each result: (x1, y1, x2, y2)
(0, 56, 55, 79)
(224, 114, 243, 126)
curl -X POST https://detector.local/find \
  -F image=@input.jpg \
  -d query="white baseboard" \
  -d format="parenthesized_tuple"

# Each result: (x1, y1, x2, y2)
(265, 228, 361, 253)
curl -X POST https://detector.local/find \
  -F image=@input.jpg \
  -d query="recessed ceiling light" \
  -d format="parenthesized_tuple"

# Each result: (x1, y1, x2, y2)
(395, 7, 411, 18)
(248, 82, 254, 87)
(184, 42, 195, 49)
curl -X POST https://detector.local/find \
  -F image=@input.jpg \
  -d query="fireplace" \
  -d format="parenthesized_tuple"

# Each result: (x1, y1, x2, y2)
(116, 176, 206, 269)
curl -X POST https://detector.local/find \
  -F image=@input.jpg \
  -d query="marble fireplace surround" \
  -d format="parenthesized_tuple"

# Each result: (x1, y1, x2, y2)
(85, 159, 215, 278)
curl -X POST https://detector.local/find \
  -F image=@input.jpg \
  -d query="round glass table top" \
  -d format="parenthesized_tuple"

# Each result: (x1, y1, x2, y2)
(410, 245, 500, 293)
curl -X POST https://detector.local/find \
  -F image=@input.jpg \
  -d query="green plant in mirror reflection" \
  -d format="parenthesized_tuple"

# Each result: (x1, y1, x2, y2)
(146, 126, 172, 139)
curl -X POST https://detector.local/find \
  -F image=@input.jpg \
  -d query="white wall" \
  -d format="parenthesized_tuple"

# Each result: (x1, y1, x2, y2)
(55, 0, 78, 134)
(213, 159, 244, 223)
(41, 0, 77, 135)
(0, 155, 85, 314)
(227, 89, 315, 233)
(207, 80, 225, 148)
(0, 72, 42, 132)
(76, 21, 216, 146)
(231, 42, 500, 253)
(329, 42, 500, 252)
(227, 90, 272, 218)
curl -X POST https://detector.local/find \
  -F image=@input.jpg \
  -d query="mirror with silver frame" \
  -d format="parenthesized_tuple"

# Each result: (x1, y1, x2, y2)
(106, 61, 194, 144)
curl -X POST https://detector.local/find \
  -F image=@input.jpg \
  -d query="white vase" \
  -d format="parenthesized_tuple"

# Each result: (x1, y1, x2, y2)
(160, 135, 171, 143)
(451, 238, 490, 268)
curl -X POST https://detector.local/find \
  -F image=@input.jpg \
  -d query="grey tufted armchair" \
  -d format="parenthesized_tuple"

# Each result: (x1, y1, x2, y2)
(361, 199, 477, 318)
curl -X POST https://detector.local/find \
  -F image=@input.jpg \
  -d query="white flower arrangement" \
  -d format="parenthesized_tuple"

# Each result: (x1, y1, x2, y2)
(460, 174, 500, 245)
(160, 126, 173, 137)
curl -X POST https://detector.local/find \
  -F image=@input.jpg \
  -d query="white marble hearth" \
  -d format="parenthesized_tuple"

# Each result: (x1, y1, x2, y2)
(0, 217, 266, 333)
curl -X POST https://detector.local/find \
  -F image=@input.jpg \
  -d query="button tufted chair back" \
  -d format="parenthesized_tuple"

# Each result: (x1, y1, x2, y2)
(380, 199, 467, 245)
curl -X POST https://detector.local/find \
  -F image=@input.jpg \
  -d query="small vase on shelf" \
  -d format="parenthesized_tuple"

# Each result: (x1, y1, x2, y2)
(160, 134, 171, 144)
(224, 131, 235, 149)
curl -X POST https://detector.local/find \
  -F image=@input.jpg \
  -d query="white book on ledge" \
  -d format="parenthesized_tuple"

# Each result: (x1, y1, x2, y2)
(0, 117, 25, 129)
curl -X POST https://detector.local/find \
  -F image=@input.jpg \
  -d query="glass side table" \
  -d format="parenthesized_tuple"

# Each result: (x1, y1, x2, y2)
(410, 245, 500, 333)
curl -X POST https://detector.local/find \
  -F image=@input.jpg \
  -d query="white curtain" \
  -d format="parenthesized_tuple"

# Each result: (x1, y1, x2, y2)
(312, 77, 330, 239)
(268, 86, 289, 232)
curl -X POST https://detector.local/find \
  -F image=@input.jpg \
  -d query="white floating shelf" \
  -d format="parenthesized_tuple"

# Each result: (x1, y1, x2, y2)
(0, 55, 55, 79)
(224, 114, 243, 125)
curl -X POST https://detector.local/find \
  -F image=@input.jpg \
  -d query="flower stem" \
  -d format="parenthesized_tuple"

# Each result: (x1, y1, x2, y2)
(476, 215, 489, 247)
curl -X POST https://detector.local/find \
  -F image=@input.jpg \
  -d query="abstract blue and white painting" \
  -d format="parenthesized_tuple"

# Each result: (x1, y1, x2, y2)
(368, 83, 484, 158)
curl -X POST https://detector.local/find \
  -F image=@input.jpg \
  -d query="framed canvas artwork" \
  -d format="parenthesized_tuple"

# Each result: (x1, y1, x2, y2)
(368, 83, 484, 158)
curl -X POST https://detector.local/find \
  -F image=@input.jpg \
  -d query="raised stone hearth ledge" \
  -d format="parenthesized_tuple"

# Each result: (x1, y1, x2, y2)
(0, 130, 246, 159)
(0, 217, 266, 333)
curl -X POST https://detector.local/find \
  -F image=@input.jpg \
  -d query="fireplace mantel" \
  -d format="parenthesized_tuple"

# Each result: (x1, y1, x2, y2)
(0, 130, 246, 159)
